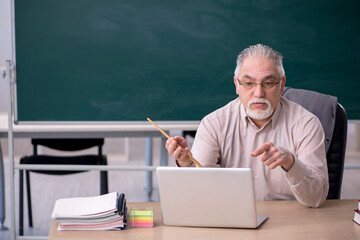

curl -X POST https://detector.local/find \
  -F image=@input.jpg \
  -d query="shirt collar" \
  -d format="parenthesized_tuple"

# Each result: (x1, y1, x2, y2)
(239, 100, 249, 127)
(270, 99, 282, 129)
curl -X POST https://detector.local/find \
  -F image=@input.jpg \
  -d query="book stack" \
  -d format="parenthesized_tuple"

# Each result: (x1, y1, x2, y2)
(354, 200, 360, 226)
(51, 192, 127, 230)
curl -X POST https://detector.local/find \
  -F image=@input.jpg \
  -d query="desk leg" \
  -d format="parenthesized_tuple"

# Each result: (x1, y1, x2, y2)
(0, 142, 8, 230)
(145, 138, 153, 202)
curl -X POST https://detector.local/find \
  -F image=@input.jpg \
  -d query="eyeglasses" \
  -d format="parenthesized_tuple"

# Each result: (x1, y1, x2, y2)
(236, 78, 281, 89)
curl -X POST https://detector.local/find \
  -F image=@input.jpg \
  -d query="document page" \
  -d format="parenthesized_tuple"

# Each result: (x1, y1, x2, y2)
(51, 192, 118, 218)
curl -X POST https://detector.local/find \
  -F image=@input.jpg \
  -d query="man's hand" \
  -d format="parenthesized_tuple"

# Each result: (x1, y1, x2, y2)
(165, 136, 193, 167)
(251, 142, 295, 171)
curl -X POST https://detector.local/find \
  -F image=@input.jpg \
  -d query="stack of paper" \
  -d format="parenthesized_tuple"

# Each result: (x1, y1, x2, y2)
(52, 192, 127, 230)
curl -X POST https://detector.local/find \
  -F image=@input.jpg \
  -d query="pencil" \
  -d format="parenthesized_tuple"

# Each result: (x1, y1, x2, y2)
(146, 118, 203, 167)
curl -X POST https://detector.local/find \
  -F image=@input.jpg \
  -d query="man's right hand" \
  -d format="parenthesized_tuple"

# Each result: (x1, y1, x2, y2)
(165, 136, 193, 167)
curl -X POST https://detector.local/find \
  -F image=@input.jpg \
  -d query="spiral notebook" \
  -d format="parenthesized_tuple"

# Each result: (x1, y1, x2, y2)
(51, 192, 127, 230)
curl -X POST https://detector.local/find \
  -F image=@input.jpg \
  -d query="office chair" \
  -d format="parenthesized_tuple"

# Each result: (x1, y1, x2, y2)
(18, 138, 109, 235)
(282, 87, 348, 199)
(325, 103, 347, 199)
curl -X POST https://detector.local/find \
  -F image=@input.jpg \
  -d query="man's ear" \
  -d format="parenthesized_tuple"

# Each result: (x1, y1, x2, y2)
(234, 76, 239, 95)
(280, 76, 286, 94)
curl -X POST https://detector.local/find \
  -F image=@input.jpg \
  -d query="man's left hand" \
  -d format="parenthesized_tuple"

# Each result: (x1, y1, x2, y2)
(251, 142, 295, 172)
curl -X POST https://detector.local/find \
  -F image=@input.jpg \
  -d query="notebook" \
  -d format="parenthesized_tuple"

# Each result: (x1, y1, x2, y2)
(51, 192, 127, 230)
(156, 167, 267, 228)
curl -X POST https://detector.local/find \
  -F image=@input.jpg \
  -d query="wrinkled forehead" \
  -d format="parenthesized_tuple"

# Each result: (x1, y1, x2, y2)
(238, 56, 281, 79)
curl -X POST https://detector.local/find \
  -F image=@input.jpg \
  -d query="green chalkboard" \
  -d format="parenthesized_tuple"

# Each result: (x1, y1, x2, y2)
(14, 0, 360, 121)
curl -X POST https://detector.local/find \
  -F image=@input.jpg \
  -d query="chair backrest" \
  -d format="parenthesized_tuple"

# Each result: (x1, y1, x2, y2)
(31, 138, 104, 155)
(325, 103, 347, 199)
(282, 87, 348, 199)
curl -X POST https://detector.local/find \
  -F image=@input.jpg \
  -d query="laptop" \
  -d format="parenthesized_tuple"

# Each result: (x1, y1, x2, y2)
(156, 167, 267, 228)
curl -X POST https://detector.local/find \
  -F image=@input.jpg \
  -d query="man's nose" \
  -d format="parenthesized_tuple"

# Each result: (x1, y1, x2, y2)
(254, 83, 265, 98)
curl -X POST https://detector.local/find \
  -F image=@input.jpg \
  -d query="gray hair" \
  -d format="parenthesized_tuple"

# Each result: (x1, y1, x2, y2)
(234, 44, 285, 78)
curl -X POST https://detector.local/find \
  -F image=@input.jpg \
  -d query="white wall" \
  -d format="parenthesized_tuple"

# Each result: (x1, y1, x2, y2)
(0, 0, 12, 111)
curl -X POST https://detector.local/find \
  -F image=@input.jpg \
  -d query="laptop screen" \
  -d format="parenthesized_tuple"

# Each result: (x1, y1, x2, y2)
(156, 167, 267, 228)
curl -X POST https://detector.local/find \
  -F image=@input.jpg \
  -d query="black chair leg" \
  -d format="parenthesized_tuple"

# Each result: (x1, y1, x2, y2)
(100, 171, 108, 195)
(25, 170, 33, 227)
(19, 170, 24, 236)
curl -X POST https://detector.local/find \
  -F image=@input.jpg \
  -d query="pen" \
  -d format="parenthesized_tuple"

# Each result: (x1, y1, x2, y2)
(147, 117, 203, 167)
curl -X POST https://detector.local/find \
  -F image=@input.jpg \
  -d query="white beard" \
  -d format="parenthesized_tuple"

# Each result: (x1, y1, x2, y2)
(246, 98, 274, 120)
